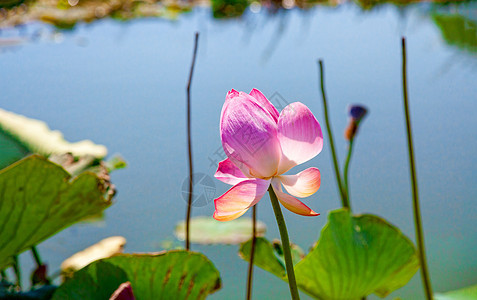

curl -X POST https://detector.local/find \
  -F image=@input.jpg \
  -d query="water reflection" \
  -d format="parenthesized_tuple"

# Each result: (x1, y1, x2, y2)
(1, 0, 476, 58)
(432, 13, 477, 54)
(0, 0, 475, 23)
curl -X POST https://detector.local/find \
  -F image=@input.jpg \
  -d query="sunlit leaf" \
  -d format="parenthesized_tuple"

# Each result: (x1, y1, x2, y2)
(0, 155, 113, 270)
(294, 209, 419, 299)
(239, 209, 419, 299)
(61, 236, 127, 279)
(0, 108, 107, 159)
(52, 251, 221, 300)
(435, 284, 477, 300)
(174, 216, 266, 245)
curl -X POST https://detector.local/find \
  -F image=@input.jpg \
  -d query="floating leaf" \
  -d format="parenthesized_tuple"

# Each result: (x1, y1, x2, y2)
(240, 209, 419, 299)
(0, 108, 107, 159)
(294, 209, 419, 299)
(0, 155, 113, 270)
(435, 284, 477, 300)
(61, 236, 127, 279)
(174, 216, 266, 245)
(239, 237, 304, 279)
(52, 251, 221, 300)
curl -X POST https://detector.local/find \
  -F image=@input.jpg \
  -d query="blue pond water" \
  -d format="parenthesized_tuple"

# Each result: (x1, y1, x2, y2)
(1, 2, 476, 299)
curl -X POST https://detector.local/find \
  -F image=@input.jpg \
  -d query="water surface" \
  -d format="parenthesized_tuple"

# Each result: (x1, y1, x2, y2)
(1, 2, 476, 298)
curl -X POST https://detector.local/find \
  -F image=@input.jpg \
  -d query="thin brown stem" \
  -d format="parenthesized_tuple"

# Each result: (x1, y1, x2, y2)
(246, 205, 257, 300)
(401, 37, 433, 300)
(185, 32, 199, 251)
(318, 60, 349, 209)
(0, 270, 7, 280)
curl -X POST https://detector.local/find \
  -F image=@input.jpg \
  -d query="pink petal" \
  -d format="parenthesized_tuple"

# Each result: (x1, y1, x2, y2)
(249, 89, 279, 123)
(226, 89, 239, 102)
(214, 178, 270, 222)
(271, 178, 319, 216)
(277, 167, 321, 198)
(215, 158, 251, 185)
(221, 91, 282, 178)
(277, 102, 323, 174)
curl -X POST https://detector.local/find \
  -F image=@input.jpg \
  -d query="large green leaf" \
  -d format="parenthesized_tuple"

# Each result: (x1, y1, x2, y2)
(240, 209, 419, 299)
(240, 237, 287, 278)
(175, 216, 266, 245)
(295, 209, 419, 299)
(52, 251, 221, 300)
(0, 108, 107, 159)
(435, 284, 477, 300)
(0, 155, 113, 270)
(239, 237, 305, 278)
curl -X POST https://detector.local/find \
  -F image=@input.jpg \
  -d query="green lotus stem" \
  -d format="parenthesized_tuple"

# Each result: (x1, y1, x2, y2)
(12, 255, 21, 289)
(318, 60, 349, 209)
(31, 246, 42, 267)
(401, 37, 433, 300)
(246, 205, 257, 300)
(268, 187, 300, 300)
(343, 137, 354, 210)
(0, 270, 7, 280)
(185, 32, 199, 251)
(30, 246, 51, 284)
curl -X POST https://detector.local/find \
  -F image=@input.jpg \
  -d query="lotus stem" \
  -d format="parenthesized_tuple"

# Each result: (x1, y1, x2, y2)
(401, 37, 433, 300)
(318, 60, 349, 209)
(0, 270, 7, 281)
(12, 255, 21, 289)
(30, 246, 42, 267)
(246, 205, 257, 300)
(185, 32, 199, 251)
(343, 137, 354, 209)
(268, 187, 300, 300)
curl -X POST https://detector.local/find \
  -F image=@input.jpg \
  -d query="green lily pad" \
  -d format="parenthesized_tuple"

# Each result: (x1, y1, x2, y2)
(435, 284, 477, 300)
(0, 155, 113, 270)
(294, 209, 419, 299)
(240, 237, 287, 278)
(52, 251, 221, 300)
(239, 237, 305, 278)
(0, 108, 107, 159)
(240, 209, 419, 299)
(174, 216, 266, 245)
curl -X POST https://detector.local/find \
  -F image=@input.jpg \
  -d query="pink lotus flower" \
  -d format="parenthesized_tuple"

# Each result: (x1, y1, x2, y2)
(213, 89, 323, 221)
